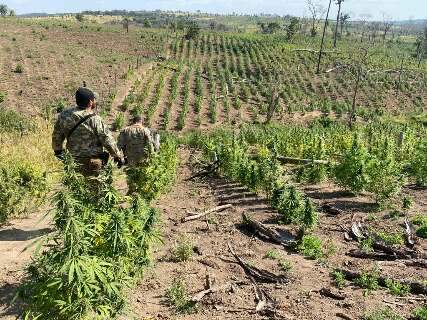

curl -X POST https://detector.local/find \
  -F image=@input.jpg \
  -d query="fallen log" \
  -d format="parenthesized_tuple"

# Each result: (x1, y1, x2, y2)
(242, 213, 296, 247)
(227, 242, 288, 284)
(186, 160, 219, 181)
(403, 259, 427, 269)
(347, 249, 398, 261)
(337, 269, 427, 295)
(319, 288, 346, 300)
(190, 282, 232, 303)
(292, 48, 341, 54)
(182, 204, 233, 222)
(277, 156, 329, 165)
(322, 203, 345, 216)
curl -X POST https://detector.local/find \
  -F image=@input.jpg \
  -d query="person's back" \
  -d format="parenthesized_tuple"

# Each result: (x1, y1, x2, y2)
(118, 116, 160, 166)
(52, 87, 124, 176)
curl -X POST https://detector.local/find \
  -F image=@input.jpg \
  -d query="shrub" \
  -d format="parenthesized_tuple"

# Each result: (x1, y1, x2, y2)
(302, 198, 318, 230)
(272, 185, 304, 224)
(296, 235, 323, 259)
(332, 270, 346, 289)
(364, 307, 404, 320)
(413, 306, 427, 320)
(14, 63, 23, 73)
(0, 108, 35, 133)
(412, 138, 427, 186)
(384, 279, 410, 296)
(166, 279, 196, 314)
(171, 236, 194, 262)
(0, 91, 6, 103)
(376, 231, 404, 246)
(355, 268, 380, 294)
(113, 113, 125, 131)
(334, 135, 370, 194)
(126, 136, 178, 201)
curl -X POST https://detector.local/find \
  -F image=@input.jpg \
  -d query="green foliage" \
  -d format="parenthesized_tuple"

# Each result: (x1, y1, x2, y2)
(0, 162, 47, 224)
(112, 113, 125, 131)
(355, 268, 380, 294)
(171, 236, 194, 262)
(0, 91, 6, 103)
(0, 108, 35, 133)
(364, 308, 404, 320)
(376, 231, 404, 246)
(184, 21, 200, 40)
(296, 235, 323, 260)
(14, 63, 23, 73)
(334, 134, 370, 194)
(360, 237, 374, 253)
(18, 156, 160, 319)
(278, 259, 292, 272)
(166, 279, 196, 314)
(127, 136, 178, 202)
(402, 196, 413, 210)
(416, 225, 427, 239)
(264, 249, 280, 260)
(302, 198, 318, 230)
(384, 278, 410, 296)
(272, 185, 304, 224)
(413, 306, 427, 320)
(412, 138, 427, 186)
(332, 270, 346, 289)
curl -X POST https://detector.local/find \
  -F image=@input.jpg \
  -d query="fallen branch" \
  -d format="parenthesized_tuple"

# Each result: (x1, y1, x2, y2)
(277, 156, 329, 165)
(404, 217, 416, 247)
(336, 312, 355, 320)
(186, 160, 219, 181)
(337, 269, 427, 295)
(403, 259, 427, 269)
(182, 204, 233, 222)
(319, 288, 346, 300)
(292, 48, 341, 54)
(322, 203, 345, 216)
(242, 213, 296, 247)
(190, 282, 232, 303)
(347, 249, 398, 261)
(227, 242, 288, 284)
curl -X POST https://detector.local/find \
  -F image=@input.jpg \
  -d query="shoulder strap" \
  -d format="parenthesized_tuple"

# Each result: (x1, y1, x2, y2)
(67, 114, 96, 140)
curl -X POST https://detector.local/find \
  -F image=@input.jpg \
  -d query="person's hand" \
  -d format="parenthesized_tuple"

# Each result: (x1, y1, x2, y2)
(54, 150, 64, 161)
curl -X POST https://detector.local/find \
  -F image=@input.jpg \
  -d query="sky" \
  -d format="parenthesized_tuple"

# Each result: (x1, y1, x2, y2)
(3, 0, 427, 21)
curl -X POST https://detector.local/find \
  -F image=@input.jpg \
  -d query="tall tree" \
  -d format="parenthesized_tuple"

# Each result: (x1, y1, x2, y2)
(316, 0, 333, 74)
(0, 4, 8, 16)
(381, 14, 393, 43)
(339, 13, 350, 35)
(333, 0, 344, 48)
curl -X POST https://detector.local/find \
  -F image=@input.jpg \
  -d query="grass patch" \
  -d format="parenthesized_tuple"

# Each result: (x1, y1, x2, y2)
(364, 307, 404, 320)
(413, 306, 427, 320)
(296, 235, 323, 260)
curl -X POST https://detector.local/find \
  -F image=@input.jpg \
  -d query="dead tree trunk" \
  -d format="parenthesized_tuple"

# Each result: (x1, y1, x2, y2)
(316, 0, 333, 74)
(333, 1, 343, 48)
(349, 65, 362, 129)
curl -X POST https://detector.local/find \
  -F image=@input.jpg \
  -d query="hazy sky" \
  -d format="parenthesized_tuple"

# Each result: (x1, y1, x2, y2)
(3, 0, 427, 20)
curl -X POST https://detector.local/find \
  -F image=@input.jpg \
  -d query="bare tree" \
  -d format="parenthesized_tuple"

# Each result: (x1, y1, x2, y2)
(316, 0, 333, 74)
(358, 14, 371, 43)
(123, 17, 130, 33)
(333, 0, 344, 48)
(349, 48, 369, 129)
(382, 13, 393, 43)
(307, 0, 325, 37)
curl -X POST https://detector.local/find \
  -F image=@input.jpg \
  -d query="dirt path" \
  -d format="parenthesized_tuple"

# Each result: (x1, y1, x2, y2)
(0, 209, 52, 319)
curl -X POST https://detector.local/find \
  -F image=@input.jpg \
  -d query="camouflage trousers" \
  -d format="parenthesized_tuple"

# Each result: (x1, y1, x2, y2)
(76, 158, 104, 177)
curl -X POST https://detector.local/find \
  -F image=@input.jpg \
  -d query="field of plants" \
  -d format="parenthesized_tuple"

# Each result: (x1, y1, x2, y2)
(0, 12, 426, 320)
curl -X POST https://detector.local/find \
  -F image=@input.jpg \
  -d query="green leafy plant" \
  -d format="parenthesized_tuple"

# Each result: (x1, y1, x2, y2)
(127, 136, 178, 201)
(363, 307, 404, 320)
(376, 231, 404, 246)
(265, 249, 280, 260)
(278, 259, 293, 272)
(0, 90, 6, 103)
(412, 138, 427, 186)
(332, 270, 346, 289)
(384, 279, 410, 296)
(17, 156, 160, 319)
(402, 196, 413, 210)
(334, 134, 370, 194)
(355, 268, 380, 294)
(14, 63, 24, 73)
(113, 112, 125, 131)
(166, 279, 196, 314)
(413, 306, 427, 320)
(171, 235, 194, 262)
(296, 235, 323, 260)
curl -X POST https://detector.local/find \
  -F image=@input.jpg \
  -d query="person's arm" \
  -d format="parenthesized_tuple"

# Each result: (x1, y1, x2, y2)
(92, 116, 123, 160)
(147, 129, 160, 151)
(52, 115, 65, 158)
(117, 130, 126, 153)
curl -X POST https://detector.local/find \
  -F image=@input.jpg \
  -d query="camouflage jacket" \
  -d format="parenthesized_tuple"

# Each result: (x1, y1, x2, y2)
(52, 106, 122, 161)
(118, 124, 160, 166)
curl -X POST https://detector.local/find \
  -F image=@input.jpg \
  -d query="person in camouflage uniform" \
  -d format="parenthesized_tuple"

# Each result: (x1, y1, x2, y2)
(118, 115, 160, 193)
(118, 115, 160, 167)
(52, 87, 124, 176)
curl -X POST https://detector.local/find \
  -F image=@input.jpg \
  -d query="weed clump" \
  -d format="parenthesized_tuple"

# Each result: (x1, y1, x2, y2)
(363, 307, 404, 320)
(166, 279, 196, 314)
(171, 236, 194, 262)
(296, 235, 323, 260)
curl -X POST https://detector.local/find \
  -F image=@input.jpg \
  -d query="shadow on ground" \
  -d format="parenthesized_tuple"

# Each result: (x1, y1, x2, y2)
(0, 228, 52, 241)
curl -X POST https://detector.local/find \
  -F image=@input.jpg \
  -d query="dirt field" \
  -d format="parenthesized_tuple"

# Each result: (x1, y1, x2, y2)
(1, 147, 425, 319)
